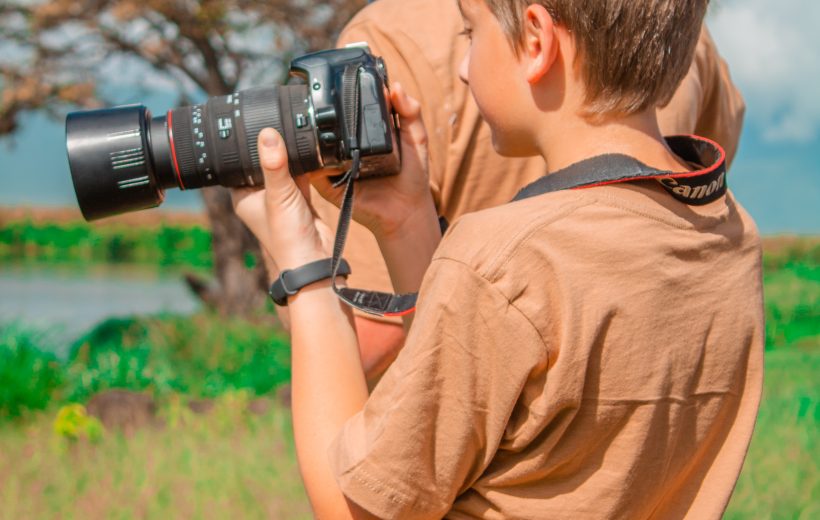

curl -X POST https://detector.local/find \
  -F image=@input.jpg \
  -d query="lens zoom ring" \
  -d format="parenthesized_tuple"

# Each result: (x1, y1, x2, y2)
(296, 134, 314, 161)
(242, 87, 283, 170)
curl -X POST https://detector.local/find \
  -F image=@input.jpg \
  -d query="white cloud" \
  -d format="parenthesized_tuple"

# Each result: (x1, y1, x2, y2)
(708, 0, 820, 143)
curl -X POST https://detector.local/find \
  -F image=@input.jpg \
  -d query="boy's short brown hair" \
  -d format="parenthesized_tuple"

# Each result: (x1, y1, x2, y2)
(483, 0, 708, 118)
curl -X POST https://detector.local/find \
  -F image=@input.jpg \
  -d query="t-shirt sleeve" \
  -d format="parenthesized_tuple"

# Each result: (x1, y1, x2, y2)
(329, 257, 548, 519)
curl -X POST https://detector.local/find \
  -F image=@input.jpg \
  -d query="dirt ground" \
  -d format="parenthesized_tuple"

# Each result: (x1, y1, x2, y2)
(0, 206, 208, 228)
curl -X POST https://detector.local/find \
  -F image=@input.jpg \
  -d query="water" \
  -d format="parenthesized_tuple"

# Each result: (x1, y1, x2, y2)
(0, 264, 201, 356)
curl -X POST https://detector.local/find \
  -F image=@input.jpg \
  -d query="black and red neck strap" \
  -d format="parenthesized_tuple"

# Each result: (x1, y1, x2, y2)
(333, 135, 727, 317)
(514, 135, 727, 204)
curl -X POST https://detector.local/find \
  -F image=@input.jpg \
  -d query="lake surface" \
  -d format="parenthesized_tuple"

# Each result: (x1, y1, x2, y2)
(0, 264, 201, 356)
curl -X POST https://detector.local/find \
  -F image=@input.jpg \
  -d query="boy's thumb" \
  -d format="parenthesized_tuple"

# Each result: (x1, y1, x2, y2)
(258, 128, 301, 209)
(258, 128, 288, 181)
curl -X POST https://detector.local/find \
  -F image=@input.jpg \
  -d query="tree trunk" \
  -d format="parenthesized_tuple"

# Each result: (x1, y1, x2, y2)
(194, 186, 268, 316)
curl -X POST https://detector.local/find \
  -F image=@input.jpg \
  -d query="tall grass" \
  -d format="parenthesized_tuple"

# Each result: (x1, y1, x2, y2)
(0, 399, 311, 519)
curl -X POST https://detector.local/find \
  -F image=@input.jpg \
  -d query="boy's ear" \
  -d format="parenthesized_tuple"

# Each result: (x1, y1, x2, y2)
(522, 4, 559, 84)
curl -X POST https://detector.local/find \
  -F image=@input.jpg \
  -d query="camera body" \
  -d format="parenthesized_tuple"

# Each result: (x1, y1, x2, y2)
(291, 45, 401, 178)
(65, 45, 401, 221)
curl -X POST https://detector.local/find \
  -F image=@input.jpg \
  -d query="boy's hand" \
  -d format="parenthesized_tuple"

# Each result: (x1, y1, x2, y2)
(310, 82, 435, 241)
(231, 129, 334, 272)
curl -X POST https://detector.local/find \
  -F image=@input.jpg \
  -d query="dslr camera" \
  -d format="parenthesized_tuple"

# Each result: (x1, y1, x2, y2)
(66, 45, 401, 221)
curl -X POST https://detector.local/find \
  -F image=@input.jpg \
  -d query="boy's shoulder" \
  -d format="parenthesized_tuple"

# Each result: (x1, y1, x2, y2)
(433, 181, 759, 283)
(433, 188, 595, 277)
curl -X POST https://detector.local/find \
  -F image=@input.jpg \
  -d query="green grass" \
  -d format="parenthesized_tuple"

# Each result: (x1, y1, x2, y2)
(725, 349, 819, 519)
(0, 399, 311, 519)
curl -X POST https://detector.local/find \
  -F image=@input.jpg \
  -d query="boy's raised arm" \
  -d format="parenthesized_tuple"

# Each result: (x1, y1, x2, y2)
(230, 128, 368, 517)
(231, 85, 438, 516)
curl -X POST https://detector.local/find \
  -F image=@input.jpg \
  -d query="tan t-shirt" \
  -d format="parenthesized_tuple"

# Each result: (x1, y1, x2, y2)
(312, 0, 746, 315)
(330, 182, 764, 519)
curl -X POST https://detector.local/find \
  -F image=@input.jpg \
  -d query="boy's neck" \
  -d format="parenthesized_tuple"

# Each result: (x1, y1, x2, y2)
(536, 109, 693, 175)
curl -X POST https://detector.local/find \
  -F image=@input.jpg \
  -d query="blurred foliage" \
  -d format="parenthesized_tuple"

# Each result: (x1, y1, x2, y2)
(67, 314, 291, 401)
(761, 237, 820, 350)
(0, 219, 213, 269)
(0, 324, 63, 419)
(0, 313, 290, 421)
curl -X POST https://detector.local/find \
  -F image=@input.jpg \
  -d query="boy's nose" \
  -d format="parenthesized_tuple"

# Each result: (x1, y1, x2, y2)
(458, 52, 469, 84)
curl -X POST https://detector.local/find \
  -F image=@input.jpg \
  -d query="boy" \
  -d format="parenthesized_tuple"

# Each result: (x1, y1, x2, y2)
(312, 0, 747, 382)
(233, 0, 764, 518)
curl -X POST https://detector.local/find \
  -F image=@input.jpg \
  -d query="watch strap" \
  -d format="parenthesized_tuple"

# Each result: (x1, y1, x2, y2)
(269, 258, 351, 306)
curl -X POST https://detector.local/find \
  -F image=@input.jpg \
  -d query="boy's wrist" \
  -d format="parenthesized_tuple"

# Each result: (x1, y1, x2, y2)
(276, 252, 327, 273)
(376, 198, 442, 295)
(375, 195, 440, 244)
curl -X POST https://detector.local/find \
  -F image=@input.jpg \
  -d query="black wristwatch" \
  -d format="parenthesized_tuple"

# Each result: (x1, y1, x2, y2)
(269, 258, 351, 306)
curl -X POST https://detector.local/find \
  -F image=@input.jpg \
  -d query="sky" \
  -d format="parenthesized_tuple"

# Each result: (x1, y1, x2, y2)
(1, 0, 818, 234)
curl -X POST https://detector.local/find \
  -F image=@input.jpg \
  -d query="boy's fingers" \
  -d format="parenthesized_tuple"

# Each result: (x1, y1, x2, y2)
(391, 83, 426, 147)
(391, 82, 421, 119)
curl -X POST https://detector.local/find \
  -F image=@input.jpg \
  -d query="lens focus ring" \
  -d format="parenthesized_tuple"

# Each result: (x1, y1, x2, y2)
(242, 87, 283, 172)
(171, 107, 198, 189)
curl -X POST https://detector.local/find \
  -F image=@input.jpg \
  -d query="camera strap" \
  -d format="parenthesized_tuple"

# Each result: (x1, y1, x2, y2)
(512, 135, 727, 205)
(329, 65, 419, 317)
(330, 134, 727, 318)
(330, 149, 420, 317)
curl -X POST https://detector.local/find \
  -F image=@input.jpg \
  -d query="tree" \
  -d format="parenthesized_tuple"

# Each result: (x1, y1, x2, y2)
(0, 0, 366, 315)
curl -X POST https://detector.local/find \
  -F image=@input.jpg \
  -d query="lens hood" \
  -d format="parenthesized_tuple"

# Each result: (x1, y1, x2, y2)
(66, 105, 164, 221)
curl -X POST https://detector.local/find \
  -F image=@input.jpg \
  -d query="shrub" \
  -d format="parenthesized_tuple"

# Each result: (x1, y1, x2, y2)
(64, 314, 291, 402)
(0, 324, 63, 419)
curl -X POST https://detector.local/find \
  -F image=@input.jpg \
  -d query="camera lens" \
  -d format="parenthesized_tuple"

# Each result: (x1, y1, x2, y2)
(66, 84, 322, 221)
